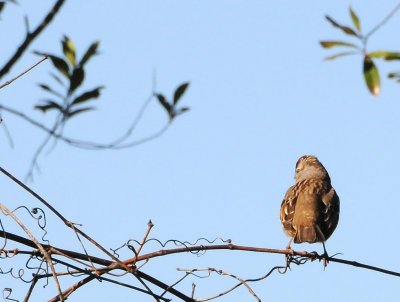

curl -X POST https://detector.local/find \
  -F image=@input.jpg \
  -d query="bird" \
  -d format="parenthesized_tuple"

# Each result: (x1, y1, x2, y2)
(280, 155, 340, 254)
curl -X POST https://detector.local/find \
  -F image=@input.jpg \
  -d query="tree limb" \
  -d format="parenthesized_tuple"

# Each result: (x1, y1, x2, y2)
(0, 0, 66, 79)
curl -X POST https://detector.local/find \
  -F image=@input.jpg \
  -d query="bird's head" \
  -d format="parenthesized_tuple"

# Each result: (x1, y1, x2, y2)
(294, 155, 331, 182)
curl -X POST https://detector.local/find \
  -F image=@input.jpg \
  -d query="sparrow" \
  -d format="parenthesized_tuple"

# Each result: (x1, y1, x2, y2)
(280, 155, 340, 254)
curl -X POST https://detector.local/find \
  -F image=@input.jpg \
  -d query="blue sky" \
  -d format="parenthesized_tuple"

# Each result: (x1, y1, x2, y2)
(1, 1, 400, 301)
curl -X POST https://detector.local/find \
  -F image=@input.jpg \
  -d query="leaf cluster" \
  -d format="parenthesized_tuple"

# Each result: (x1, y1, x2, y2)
(320, 6, 400, 96)
(34, 36, 103, 120)
(155, 82, 190, 121)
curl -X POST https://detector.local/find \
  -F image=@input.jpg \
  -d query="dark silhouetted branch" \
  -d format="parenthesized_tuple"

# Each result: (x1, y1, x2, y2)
(0, 0, 65, 79)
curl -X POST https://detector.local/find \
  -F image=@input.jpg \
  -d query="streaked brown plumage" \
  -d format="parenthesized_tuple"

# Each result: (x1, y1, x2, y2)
(280, 155, 340, 249)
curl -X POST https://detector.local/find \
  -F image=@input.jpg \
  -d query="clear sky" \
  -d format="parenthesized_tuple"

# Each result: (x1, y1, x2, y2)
(1, 1, 400, 301)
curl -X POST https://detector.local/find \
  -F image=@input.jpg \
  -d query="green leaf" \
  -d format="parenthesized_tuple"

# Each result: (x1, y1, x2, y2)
(62, 35, 76, 66)
(325, 15, 358, 37)
(66, 107, 94, 118)
(363, 56, 380, 96)
(80, 40, 100, 66)
(156, 93, 172, 117)
(174, 107, 190, 117)
(49, 55, 70, 78)
(37, 83, 64, 98)
(156, 94, 170, 110)
(69, 67, 85, 93)
(349, 6, 361, 32)
(323, 51, 358, 61)
(173, 82, 190, 105)
(320, 41, 359, 49)
(368, 51, 400, 61)
(34, 100, 64, 113)
(71, 86, 104, 105)
(34, 52, 70, 78)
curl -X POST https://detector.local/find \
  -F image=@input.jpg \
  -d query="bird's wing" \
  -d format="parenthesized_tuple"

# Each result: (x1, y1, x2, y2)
(280, 185, 297, 237)
(321, 187, 340, 240)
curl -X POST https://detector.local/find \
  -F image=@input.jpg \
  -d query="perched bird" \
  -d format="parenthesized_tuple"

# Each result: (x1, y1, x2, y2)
(280, 155, 340, 253)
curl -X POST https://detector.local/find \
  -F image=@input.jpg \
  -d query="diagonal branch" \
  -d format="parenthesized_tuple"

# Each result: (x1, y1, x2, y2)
(0, 56, 48, 90)
(364, 3, 400, 41)
(0, 0, 66, 79)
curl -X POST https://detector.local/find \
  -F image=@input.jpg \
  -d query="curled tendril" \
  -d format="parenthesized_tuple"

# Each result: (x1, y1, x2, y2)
(26, 255, 48, 278)
(31, 208, 47, 229)
(110, 243, 126, 258)
(6, 267, 30, 283)
(0, 249, 18, 259)
(13, 206, 50, 244)
(0, 254, 51, 285)
(113, 237, 232, 257)
(2, 288, 18, 302)
(111, 237, 232, 258)
(9, 206, 49, 244)
(0, 267, 13, 277)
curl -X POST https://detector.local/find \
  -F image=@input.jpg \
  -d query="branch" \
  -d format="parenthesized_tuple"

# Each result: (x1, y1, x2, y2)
(0, 56, 48, 90)
(0, 0, 65, 79)
(0, 98, 171, 151)
(364, 3, 400, 41)
(179, 268, 261, 302)
(126, 243, 400, 278)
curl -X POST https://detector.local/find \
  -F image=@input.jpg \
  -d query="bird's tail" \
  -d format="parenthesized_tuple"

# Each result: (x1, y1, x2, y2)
(294, 225, 325, 243)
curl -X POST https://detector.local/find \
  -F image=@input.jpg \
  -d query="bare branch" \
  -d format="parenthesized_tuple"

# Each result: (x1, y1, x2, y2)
(0, 56, 48, 90)
(0, 0, 65, 79)
(179, 268, 261, 302)
(0, 97, 171, 151)
(364, 3, 400, 41)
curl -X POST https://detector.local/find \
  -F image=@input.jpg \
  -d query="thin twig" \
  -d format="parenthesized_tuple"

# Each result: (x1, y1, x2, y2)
(0, 102, 171, 150)
(0, 118, 15, 148)
(160, 272, 191, 298)
(25, 118, 61, 182)
(364, 3, 400, 41)
(0, 56, 48, 90)
(129, 220, 159, 300)
(181, 268, 260, 302)
(191, 283, 196, 299)
(135, 220, 154, 259)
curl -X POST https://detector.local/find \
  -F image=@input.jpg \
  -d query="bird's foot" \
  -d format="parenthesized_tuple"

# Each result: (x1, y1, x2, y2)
(321, 251, 330, 269)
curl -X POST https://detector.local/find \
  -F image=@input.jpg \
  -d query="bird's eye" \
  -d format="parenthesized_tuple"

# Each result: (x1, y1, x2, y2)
(295, 168, 301, 173)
